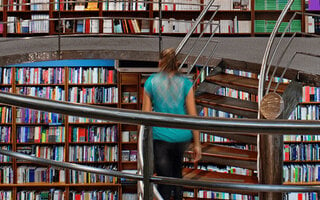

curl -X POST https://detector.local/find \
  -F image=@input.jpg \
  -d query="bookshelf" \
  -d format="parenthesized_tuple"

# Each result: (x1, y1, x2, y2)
(0, 0, 317, 37)
(283, 85, 320, 195)
(0, 60, 146, 200)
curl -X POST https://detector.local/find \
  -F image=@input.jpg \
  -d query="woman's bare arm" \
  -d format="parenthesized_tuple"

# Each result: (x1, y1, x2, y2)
(186, 88, 202, 162)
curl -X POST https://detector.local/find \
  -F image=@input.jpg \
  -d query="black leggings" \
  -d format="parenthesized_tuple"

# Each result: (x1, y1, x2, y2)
(153, 140, 189, 200)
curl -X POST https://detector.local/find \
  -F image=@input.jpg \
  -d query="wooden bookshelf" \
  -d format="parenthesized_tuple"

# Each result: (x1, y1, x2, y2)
(0, 0, 317, 37)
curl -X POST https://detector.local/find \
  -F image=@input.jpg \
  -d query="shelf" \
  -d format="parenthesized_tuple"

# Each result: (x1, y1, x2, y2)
(284, 160, 320, 163)
(16, 142, 65, 145)
(15, 83, 65, 87)
(69, 142, 118, 145)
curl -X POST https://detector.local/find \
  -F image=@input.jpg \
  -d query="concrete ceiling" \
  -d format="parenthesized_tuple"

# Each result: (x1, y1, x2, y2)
(0, 36, 319, 85)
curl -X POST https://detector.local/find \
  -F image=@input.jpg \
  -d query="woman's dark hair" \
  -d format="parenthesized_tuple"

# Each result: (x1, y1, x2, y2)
(159, 48, 178, 73)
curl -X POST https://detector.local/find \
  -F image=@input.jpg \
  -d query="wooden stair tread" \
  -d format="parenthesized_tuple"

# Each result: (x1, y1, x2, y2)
(182, 168, 258, 184)
(205, 73, 287, 95)
(196, 93, 258, 118)
(186, 144, 257, 170)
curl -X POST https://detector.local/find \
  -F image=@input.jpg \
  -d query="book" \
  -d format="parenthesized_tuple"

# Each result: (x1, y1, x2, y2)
(122, 92, 130, 103)
(129, 131, 137, 142)
(122, 131, 130, 142)
(129, 150, 137, 161)
(121, 150, 130, 161)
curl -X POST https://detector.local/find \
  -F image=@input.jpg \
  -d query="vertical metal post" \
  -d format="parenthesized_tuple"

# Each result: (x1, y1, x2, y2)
(143, 126, 154, 200)
(57, 0, 62, 59)
(158, 0, 162, 57)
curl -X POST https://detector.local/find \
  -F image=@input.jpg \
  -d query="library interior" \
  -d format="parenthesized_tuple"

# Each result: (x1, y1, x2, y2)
(0, 0, 320, 199)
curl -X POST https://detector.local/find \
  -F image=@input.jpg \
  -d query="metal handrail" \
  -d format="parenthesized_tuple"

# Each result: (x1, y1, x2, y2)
(0, 91, 320, 134)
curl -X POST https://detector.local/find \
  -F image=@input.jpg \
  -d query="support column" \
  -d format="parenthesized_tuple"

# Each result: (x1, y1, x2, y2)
(259, 134, 283, 200)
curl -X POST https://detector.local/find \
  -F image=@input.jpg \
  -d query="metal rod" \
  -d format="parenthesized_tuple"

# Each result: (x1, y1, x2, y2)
(0, 92, 320, 134)
(175, 0, 217, 56)
(178, 8, 219, 71)
(143, 126, 154, 200)
(258, 0, 295, 118)
(158, 0, 162, 57)
(266, 32, 296, 94)
(192, 41, 219, 87)
(187, 24, 219, 74)
(264, 12, 297, 94)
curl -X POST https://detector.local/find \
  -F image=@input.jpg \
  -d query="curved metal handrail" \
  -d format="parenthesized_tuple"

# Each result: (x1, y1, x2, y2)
(137, 125, 163, 200)
(0, 91, 320, 134)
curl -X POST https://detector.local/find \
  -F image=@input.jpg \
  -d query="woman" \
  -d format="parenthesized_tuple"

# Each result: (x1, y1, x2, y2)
(142, 48, 201, 199)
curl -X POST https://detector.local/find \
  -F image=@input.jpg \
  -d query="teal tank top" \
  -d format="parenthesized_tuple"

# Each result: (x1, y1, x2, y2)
(144, 72, 193, 143)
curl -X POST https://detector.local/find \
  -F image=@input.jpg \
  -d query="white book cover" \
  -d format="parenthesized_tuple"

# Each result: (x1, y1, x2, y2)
(103, 19, 113, 33)
(306, 16, 315, 33)
(241, 21, 253, 34)
(211, 20, 220, 33)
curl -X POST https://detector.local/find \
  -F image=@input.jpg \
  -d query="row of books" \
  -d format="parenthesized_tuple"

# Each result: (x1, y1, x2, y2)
(69, 125, 118, 143)
(306, 0, 320, 11)
(204, 0, 250, 11)
(68, 86, 118, 104)
(121, 130, 137, 142)
(121, 149, 137, 161)
(152, 18, 201, 34)
(305, 16, 320, 34)
(196, 164, 254, 176)
(153, 0, 200, 11)
(284, 135, 320, 142)
(0, 191, 11, 200)
(0, 107, 12, 124)
(16, 108, 64, 124)
(17, 190, 65, 200)
(255, 19, 301, 33)
(200, 133, 236, 143)
(73, 19, 99, 34)
(113, 19, 141, 34)
(0, 126, 11, 143)
(17, 126, 65, 143)
(17, 86, 65, 101)
(225, 69, 257, 78)
(0, 167, 13, 184)
(283, 164, 320, 183)
(69, 145, 118, 162)
(69, 68, 116, 84)
(16, 67, 65, 85)
(0, 68, 12, 85)
(30, 0, 50, 11)
(204, 18, 251, 34)
(6, 0, 49, 11)
(199, 107, 242, 119)
(302, 86, 320, 103)
(69, 165, 117, 183)
(197, 190, 257, 200)
(0, 146, 11, 162)
(68, 116, 109, 123)
(224, 87, 256, 101)
(16, 146, 64, 161)
(284, 192, 318, 200)
(288, 105, 320, 120)
(17, 167, 65, 183)
(284, 143, 320, 161)
(122, 91, 137, 103)
(103, 0, 147, 11)
(7, 15, 49, 34)
(255, 0, 301, 10)
(69, 190, 118, 200)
